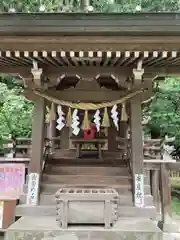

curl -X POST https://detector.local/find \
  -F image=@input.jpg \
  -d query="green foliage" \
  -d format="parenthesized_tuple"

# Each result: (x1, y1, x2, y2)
(0, 81, 33, 139)
(144, 78, 180, 144)
(1, 0, 180, 12)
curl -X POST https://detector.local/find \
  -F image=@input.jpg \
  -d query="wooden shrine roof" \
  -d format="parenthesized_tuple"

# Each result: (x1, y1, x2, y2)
(0, 50, 180, 76)
(0, 12, 180, 36)
(0, 13, 180, 75)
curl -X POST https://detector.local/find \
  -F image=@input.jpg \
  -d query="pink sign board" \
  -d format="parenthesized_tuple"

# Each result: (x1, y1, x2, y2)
(0, 164, 25, 198)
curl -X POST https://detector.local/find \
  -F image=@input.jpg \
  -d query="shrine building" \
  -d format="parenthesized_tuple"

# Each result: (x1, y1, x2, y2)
(1, 12, 180, 239)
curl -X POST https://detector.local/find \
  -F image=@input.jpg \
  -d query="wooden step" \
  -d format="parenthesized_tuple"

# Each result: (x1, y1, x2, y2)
(23, 182, 151, 196)
(40, 183, 134, 195)
(23, 183, 131, 194)
(42, 174, 132, 185)
(19, 193, 154, 206)
(23, 183, 151, 195)
(45, 165, 130, 176)
(42, 173, 149, 185)
(52, 150, 124, 160)
(16, 204, 156, 219)
(48, 158, 128, 166)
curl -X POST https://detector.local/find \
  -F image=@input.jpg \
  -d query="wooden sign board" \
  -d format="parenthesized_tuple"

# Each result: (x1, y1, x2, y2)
(0, 164, 25, 198)
(27, 173, 39, 205)
(134, 174, 144, 208)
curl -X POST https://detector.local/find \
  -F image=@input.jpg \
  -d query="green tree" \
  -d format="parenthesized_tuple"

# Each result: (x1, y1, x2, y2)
(1, 0, 180, 12)
(0, 82, 33, 139)
(144, 78, 180, 144)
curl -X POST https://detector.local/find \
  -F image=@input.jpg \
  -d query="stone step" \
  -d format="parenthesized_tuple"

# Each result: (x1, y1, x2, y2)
(19, 193, 154, 206)
(45, 165, 130, 176)
(15, 204, 156, 219)
(23, 183, 150, 195)
(5, 216, 162, 240)
(42, 174, 132, 185)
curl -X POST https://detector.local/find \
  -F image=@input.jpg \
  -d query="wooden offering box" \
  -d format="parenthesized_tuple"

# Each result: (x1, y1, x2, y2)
(55, 188, 119, 229)
(0, 198, 16, 230)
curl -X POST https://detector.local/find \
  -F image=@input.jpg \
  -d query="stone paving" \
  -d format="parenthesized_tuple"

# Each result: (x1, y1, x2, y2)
(1, 216, 180, 239)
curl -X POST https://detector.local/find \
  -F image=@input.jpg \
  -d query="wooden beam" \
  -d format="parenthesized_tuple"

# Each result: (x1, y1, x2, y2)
(1, 35, 180, 52)
(24, 89, 126, 102)
(1, 65, 180, 79)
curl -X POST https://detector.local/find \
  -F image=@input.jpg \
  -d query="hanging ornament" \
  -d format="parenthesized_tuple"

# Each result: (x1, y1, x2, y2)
(121, 103, 128, 122)
(102, 107, 110, 127)
(71, 109, 80, 136)
(49, 102, 56, 121)
(82, 110, 90, 130)
(56, 105, 65, 131)
(93, 109, 101, 132)
(111, 105, 119, 131)
(66, 107, 72, 127)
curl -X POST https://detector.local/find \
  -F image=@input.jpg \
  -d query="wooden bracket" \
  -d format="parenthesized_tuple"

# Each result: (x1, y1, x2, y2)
(31, 68, 43, 86)
(133, 60, 144, 84)
(31, 60, 43, 87)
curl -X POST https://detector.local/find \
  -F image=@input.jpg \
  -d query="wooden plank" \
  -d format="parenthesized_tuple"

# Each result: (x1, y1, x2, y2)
(144, 162, 161, 170)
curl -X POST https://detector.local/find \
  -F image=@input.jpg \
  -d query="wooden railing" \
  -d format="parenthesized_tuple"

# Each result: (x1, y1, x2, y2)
(2, 137, 31, 158)
(0, 136, 61, 158)
(116, 137, 130, 159)
(144, 160, 179, 226)
(143, 139, 164, 159)
(42, 141, 51, 173)
(116, 137, 164, 160)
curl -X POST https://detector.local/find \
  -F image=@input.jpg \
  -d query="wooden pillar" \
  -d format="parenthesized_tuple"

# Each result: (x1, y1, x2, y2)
(27, 98, 45, 205)
(130, 95, 144, 207)
(119, 121, 128, 138)
(60, 127, 70, 149)
(108, 127, 117, 152)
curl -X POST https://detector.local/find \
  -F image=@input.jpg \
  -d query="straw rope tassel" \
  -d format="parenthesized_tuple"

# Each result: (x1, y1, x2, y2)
(66, 107, 72, 127)
(82, 110, 90, 130)
(102, 107, 110, 127)
(121, 103, 128, 121)
(50, 102, 56, 121)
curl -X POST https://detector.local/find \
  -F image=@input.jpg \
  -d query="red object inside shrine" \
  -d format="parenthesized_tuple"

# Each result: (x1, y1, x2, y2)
(83, 125, 96, 140)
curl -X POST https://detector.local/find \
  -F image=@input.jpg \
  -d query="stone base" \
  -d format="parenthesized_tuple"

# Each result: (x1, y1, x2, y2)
(163, 233, 180, 240)
(158, 220, 180, 233)
(5, 216, 162, 240)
